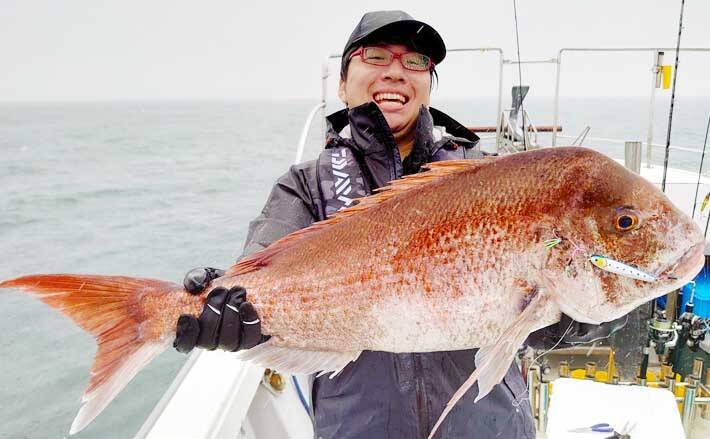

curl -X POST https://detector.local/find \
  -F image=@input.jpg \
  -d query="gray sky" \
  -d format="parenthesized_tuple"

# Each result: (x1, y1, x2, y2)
(1, 0, 709, 101)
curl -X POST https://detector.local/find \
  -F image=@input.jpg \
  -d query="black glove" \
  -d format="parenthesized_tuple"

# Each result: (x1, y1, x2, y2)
(183, 267, 226, 294)
(174, 267, 264, 354)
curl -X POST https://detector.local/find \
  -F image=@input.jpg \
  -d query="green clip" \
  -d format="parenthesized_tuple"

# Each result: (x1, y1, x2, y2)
(544, 238, 562, 249)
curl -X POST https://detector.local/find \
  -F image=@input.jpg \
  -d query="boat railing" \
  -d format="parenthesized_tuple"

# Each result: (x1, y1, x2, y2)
(556, 134, 704, 156)
(551, 47, 710, 167)
(294, 102, 326, 164)
(299, 46, 709, 165)
(497, 108, 541, 153)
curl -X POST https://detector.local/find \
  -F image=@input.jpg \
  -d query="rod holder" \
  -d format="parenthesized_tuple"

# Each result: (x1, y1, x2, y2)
(692, 358, 704, 380)
(527, 364, 540, 422)
(683, 384, 697, 433)
(624, 141, 642, 174)
(538, 381, 550, 434)
(559, 361, 570, 378)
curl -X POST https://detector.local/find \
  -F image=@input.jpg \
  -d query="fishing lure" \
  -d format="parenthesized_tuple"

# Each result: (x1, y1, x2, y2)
(701, 192, 710, 213)
(544, 235, 656, 282)
(589, 255, 658, 282)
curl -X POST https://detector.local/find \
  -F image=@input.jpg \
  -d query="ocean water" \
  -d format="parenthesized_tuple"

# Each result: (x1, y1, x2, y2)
(0, 97, 709, 439)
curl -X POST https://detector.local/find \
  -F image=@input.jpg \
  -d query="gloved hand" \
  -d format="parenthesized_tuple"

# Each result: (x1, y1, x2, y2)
(174, 267, 263, 354)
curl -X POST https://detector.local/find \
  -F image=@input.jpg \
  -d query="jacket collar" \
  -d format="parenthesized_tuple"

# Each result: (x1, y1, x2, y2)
(326, 103, 479, 155)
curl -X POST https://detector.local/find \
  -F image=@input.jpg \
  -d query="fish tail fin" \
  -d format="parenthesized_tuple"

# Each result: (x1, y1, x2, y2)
(0, 274, 181, 434)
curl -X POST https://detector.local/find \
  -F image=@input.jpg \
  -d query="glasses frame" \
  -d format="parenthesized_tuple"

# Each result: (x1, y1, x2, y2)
(348, 46, 434, 72)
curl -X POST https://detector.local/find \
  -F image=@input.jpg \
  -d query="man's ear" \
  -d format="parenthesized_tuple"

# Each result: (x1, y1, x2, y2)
(338, 79, 347, 106)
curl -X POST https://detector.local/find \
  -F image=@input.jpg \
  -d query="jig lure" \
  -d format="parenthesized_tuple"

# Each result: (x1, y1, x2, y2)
(589, 255, 658, 282)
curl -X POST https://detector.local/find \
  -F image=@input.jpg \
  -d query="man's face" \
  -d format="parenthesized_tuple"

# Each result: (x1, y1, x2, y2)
(338, 43, 432, 139)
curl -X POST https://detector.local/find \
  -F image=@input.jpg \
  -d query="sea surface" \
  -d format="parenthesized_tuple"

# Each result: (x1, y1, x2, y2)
(0, 97, 709, 439)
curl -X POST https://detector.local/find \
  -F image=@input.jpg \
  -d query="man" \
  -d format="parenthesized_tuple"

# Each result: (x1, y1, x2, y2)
(174, 11, 623, 438)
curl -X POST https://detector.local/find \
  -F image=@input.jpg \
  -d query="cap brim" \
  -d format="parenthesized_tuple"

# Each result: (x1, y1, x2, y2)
(350, 19, 446, 65)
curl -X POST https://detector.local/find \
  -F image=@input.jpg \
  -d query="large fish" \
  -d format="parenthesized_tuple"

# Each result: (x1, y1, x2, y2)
(1, 147, 704, 437)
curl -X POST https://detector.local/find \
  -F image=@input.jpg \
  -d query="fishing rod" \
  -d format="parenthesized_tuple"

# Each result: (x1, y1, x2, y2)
(660, 0, 686, 193)
(512, 0, 527, 151)
(645, 0, 686, 385)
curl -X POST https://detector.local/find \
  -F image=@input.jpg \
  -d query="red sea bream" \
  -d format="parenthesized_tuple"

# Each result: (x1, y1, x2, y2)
(1, 147, 704, 437)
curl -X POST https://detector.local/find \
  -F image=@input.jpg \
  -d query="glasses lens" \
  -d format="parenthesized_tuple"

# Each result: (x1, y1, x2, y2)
(402, 53, 431, 71)
(362, 47, 393, 66)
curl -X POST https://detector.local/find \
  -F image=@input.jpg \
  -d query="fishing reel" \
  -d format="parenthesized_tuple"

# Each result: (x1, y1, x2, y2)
(677, 304, 708, 352)
(647, 316, 680, 357)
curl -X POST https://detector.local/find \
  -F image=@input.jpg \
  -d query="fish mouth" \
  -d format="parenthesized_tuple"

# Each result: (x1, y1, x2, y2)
(659, 241, 705, 282)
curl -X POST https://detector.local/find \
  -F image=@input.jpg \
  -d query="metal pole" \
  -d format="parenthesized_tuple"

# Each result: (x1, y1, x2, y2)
(683, 384, 697, 433)
(667, 371, 677, 395)
(527, 364, 539, 422)
(538, 381, 550, 434)
(646, 51, 660, 168)
(495, 50, 504, 153)
(552, 50, 563, 146)
(624, 141, 642, 174)
(693, 358, 704, 381)
(321, 60, 329, 145)
(295, 102, 326, 164)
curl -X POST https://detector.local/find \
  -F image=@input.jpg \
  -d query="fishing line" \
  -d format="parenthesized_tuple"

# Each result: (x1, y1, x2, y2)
(512, 0, 527, 151)
(660, 0, 686, 192)
(531, 320, 576, 367)
(691, 115, 710, 219)
(523, 320, 576, 398)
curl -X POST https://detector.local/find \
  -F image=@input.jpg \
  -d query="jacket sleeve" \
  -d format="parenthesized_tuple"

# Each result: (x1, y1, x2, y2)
(240, 162, 320, 258)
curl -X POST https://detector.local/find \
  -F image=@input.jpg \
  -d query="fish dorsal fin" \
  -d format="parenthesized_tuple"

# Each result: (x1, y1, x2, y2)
(226, 157, 496, 277)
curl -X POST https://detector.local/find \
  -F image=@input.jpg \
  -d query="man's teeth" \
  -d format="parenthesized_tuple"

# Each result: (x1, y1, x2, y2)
(374, 92, 406, 104)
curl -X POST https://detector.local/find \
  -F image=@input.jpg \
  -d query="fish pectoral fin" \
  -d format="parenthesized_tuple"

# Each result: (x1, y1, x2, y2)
(428, 292, 553, 439)
(235, 341, 361, 378)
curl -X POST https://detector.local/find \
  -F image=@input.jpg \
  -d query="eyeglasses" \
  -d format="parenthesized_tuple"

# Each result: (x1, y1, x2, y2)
(349, 46, 434, 72)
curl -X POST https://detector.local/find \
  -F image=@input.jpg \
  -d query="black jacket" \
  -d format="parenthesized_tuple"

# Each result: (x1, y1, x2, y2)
(241, 103, 536, 439)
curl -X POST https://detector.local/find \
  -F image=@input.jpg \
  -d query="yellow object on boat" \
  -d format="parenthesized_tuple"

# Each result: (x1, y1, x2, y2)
(662, 65, 672, 89)
(569, 369, 608, 381)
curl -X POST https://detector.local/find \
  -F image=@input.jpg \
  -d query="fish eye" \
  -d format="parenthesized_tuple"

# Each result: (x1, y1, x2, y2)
(614, 209, 640, 232)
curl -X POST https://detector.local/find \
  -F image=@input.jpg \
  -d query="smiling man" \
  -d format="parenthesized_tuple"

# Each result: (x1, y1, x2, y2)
(175, 10, 625, 439)
(176, 10, 534, 438)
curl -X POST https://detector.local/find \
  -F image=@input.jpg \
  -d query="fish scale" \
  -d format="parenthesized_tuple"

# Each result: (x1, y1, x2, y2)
(0, 147, 704, 437)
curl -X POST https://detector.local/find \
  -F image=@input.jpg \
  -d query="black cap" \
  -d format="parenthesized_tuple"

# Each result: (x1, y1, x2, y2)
(341, 10, 446, 78)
